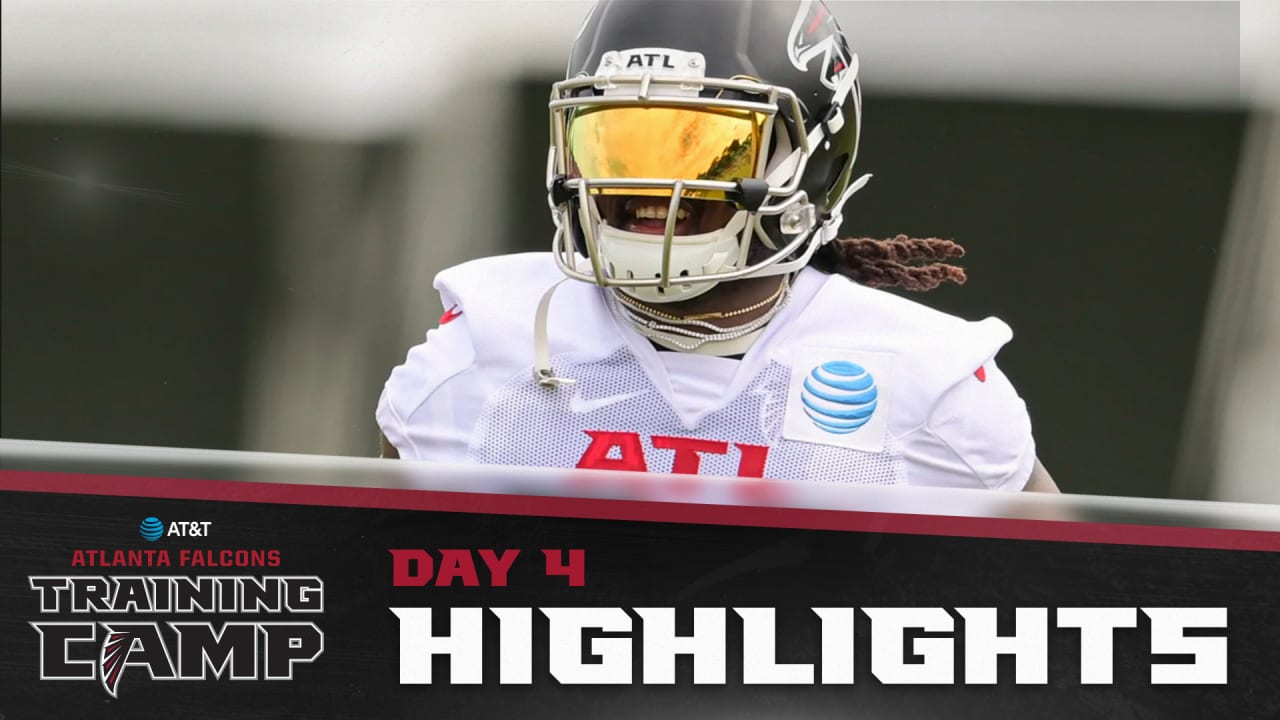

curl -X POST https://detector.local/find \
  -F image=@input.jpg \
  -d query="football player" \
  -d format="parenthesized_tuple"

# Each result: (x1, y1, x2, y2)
(378, 0, 1058, 492)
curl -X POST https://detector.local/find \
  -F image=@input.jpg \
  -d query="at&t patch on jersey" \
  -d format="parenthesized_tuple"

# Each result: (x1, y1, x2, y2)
(782, 349, 894, 453)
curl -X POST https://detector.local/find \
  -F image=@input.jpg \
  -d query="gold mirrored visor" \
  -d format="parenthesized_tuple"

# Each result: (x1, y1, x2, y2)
(566, 106, 767, 200)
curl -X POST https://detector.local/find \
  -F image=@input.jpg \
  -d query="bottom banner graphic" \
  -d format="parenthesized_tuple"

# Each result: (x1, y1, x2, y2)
(1, 467, 1277, 719)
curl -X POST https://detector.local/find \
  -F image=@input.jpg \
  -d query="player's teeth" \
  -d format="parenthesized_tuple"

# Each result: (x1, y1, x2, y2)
(628, 203, 690, 221)
(634, 206, 668, 220)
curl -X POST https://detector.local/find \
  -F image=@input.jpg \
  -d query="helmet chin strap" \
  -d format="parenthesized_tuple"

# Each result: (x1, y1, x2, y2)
(824, 171, 872, 229)
(743, 169, 871, 279)
(533, 278, 578, 387)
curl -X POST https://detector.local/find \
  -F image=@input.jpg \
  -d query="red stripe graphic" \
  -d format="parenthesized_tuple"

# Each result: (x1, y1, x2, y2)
(807, 5, 826, 34)
(2, 470, 1277, 551)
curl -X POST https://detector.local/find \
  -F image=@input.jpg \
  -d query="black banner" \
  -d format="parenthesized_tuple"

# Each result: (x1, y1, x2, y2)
(1, 468, 1278, 720)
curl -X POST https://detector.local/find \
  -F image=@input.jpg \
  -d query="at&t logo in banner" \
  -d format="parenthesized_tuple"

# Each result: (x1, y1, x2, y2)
(138, 516, 213, 541)
(138, 517, 164, 541)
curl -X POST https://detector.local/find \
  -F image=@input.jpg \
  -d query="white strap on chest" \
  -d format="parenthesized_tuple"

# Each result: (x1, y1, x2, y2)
(532, 278, 578, 388)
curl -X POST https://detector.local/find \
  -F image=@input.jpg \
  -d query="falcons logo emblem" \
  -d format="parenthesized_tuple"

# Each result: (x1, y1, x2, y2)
(786, 0, 853, 90)
(99, 625, 137, 698)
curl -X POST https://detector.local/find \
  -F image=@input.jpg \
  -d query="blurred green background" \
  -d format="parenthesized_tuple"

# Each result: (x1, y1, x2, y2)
(3, 1, 1275, 501)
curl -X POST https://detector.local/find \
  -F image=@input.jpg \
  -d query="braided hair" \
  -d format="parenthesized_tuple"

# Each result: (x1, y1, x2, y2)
(810, 234, 968, 291)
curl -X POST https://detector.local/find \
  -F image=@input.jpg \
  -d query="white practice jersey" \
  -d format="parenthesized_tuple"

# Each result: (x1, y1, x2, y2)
(378, 253, 1036, 490)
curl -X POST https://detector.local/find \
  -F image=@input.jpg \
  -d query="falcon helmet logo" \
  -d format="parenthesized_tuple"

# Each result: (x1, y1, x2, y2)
(786, 0, 852, 90)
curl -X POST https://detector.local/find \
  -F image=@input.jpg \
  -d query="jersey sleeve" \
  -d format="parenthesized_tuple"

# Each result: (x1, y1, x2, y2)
(375, 292, 477, 460)
(911, 359, 1037, 491)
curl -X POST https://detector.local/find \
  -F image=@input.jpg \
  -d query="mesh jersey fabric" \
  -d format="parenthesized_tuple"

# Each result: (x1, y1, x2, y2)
(471, 347, 905, 484)
(377, 252, 1036, 490)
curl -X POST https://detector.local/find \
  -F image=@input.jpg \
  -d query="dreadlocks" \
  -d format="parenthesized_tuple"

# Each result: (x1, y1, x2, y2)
(810, 234, 968, 292)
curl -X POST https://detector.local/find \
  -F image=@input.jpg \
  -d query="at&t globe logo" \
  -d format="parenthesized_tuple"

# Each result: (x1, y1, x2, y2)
(801, 361, 878, 434)
(139, 517, 165, 542)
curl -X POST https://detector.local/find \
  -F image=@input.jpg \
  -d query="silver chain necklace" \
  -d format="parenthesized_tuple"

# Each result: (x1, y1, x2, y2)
(607, 277, 792, 352)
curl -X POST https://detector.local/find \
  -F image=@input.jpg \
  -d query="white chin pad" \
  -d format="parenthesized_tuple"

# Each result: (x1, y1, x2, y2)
(619, 279, 719, 304)
(595, 213, 748, 304)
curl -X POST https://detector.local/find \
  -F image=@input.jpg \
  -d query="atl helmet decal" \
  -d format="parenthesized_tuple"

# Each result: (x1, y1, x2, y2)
(786, 0, 851, 90)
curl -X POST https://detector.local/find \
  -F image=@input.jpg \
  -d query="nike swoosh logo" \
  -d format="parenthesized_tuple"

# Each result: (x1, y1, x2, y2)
(569, 389, 648, 414)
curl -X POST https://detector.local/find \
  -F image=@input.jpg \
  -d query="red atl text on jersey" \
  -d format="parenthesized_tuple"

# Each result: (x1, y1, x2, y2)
(575, 430, 769, 477)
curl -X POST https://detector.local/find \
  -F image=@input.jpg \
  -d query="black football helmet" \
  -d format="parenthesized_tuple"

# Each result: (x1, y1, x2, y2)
(547, 0, 867, 303)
